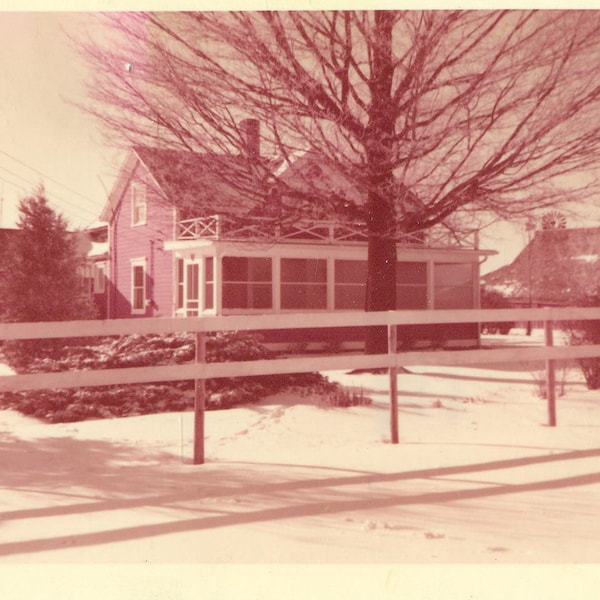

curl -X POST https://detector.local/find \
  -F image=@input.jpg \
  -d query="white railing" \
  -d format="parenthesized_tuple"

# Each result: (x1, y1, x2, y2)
(2, 306, 600, 463)
(177, 214, 479, 249)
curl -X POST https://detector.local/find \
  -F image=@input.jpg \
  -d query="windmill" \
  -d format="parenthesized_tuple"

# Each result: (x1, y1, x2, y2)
(541, 211, 567, 230)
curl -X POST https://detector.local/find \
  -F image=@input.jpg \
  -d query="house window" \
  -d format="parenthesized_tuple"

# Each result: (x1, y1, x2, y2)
(131, 259, 146, 313)
(131, 183, 147, 226)
(396, 262, 427, 309)
(335, 260, 367, 310)
(186, 263, 199, 316)
(78, 263, 93, 294)
(434, 263, 474, 309)
(93, 262, 106, 294)
(281, 258, 327, 310)
(204, 257, 214, 311)
(222, 257, 272, 309)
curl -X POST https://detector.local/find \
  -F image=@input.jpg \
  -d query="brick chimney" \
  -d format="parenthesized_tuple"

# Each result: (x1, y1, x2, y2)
(240, 118, 260, 159)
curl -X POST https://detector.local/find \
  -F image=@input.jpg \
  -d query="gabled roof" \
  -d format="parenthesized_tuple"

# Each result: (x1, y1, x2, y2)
(98, 145, 474, 245)
(483, 227, 600, 304)
(100, 147, 279, 222)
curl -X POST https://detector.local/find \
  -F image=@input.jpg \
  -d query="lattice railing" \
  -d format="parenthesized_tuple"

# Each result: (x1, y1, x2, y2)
(177, 214, 478, 248)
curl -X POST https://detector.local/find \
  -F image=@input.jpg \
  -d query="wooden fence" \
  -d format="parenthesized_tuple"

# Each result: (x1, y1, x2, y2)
(2, 306, 600, 464)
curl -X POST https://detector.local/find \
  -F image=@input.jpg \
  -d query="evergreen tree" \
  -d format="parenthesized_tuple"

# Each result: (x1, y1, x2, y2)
(0, 190, 96, 364)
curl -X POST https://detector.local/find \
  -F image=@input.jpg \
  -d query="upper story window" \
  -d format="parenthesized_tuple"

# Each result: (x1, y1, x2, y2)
(131, 183, 147, 226)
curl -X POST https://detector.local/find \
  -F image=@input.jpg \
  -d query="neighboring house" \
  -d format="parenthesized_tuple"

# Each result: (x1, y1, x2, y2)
(99, 141, 495, 350)
(483, 226, 600, 307)
(77, 222, 109, 318)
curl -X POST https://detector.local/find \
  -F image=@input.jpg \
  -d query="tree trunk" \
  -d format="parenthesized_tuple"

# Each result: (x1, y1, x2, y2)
(364, 11, 397, 355)
(364, 195, 397, 354)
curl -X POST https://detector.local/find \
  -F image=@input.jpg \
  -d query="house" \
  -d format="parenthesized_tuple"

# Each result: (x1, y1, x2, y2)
(483, 226, 600, 307)
(99, 141, 495, 350)
(77, 222, 109, 318)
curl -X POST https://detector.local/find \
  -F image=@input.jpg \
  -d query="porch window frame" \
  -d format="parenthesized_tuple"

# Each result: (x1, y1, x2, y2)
(395, 261, 428, 310)
(334, 259, 368, 310)
(221, 256, 273, 312)
(433, 262, 476, 310)
(280, 257, 328, 311)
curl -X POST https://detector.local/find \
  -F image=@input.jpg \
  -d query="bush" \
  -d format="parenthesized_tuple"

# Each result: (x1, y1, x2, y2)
(320, 386, 373, 408)
(480, 287, 514, 335)
(565, 296, 600, 389)
(0, 331, 334, 422)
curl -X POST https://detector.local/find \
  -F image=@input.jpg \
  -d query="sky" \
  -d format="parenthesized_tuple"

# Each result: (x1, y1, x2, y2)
(0, 12, 123, 231)
(1, 8, 600, 274)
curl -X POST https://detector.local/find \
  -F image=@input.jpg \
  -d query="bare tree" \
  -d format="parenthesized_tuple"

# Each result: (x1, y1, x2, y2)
(79, 10, 600, 350)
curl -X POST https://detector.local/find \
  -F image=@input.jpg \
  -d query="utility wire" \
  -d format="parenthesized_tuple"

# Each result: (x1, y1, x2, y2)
(0, 169, 99, 223)
(0, 163, 102, 223)
(0, 148, 100, 204)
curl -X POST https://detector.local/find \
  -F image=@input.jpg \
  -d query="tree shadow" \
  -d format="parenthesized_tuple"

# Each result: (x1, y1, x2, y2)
(1, 428, 599, 560)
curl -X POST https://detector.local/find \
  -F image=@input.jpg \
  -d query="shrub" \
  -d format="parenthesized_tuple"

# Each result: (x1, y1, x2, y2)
(480, 287, 514, 335)
(565, 296, 600, 389)
(0, 331, 334, 422)
(320, 386, 373, 408)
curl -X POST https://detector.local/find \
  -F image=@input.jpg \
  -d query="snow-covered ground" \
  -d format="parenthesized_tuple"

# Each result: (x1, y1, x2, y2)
(1, 329, 600, 570)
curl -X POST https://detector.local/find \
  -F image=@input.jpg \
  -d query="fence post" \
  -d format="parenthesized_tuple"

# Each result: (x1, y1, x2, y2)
(194, 332, 207, 464)
(544, 318, 557, 427)
(388, 321, 399, 444)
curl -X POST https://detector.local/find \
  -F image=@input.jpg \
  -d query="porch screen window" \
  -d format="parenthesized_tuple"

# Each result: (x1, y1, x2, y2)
(131, 261, 146, 312)
(222, 257, 272, 309)
(281, 258, 327, 310)
(131, 183, 147, 226)
(204, 257, 214, 311)
(335, 260, 367, 310)
(434, 263, 474, 309)
(186, 263, 199, 316)
(396, 262, 427, 309)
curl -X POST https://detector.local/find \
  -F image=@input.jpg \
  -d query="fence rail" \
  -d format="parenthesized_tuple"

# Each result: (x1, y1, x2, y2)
(1, 306, 600, 464)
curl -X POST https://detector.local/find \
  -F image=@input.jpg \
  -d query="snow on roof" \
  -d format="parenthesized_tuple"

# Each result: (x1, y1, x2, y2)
(86, 220, 109, 231)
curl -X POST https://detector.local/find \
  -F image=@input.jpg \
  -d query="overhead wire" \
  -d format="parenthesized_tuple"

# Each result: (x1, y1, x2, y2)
(0, 166, 99, 224)
(0, 149, 99, 203)
(0, 151, 105, 226)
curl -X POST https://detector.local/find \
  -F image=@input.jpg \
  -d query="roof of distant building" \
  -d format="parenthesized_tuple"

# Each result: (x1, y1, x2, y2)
(483, 226, 600, 305)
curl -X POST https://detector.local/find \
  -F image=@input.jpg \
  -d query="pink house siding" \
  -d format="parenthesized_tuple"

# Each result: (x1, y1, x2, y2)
(109, 161, 175, 319)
